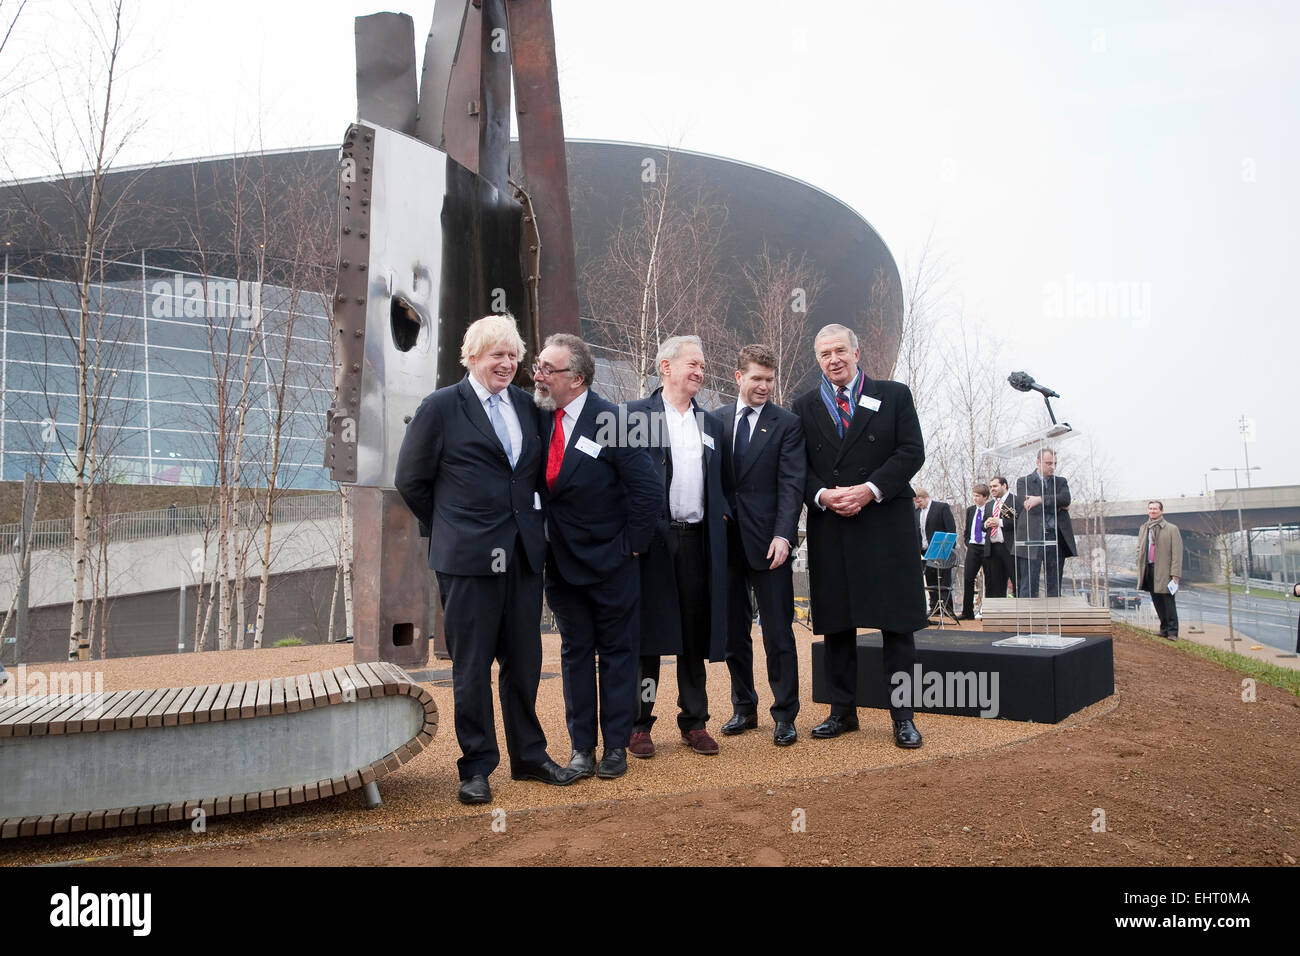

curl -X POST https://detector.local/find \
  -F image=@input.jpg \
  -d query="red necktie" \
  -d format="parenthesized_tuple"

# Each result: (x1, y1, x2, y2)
(546, 408, 566, 489)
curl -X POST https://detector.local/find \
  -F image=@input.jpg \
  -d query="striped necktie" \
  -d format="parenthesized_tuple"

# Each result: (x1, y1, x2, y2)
(835, 387, 853, 436)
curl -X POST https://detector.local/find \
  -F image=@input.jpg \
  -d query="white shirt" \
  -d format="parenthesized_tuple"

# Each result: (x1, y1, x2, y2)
(468, 373, 521, 465)
(989, 495, 1006, 544)
(555, 388, 588, 450)
(918, 502, 932, 549)
(663, 400, 705, 523)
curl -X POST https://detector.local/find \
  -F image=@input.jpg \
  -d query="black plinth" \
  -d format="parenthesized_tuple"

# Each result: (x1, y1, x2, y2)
(810, 630, 1114, 723)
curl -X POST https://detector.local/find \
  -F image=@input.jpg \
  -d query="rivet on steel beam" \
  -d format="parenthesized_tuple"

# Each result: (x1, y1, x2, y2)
(354, 330, 364, 338)
(362, 166, 371, 173)
(336, 293, 347, 303)
(358, 264, 367, 272)
(523, 216, 532, 223)
(352, 364, 360, 372)
(356, 297, 365, 304)
(343, 226, 352, 234)
(529, 245, 538, 253)
(359, 232, 368, 239)
(468, 101, 479, 116)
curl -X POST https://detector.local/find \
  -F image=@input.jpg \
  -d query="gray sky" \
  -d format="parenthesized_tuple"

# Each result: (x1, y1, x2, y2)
(6, 0, 1297, 500)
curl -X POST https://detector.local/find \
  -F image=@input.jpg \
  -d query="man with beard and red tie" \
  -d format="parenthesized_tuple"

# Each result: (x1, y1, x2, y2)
(792, 323, 927, 749)
(534, 334, 661, 780)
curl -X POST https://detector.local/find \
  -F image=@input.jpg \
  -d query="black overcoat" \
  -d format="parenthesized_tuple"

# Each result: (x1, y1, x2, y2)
(628, 388, 728, 661)
(792, 377, 929, 635)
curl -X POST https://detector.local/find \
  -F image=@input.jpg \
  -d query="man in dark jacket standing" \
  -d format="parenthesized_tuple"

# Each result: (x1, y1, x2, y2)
(535, 334, 662, 780)
(626, 335, 729, 759)
(715, 345, 806, 746)
(395, 315, 579, 805)
(793, 324, 927, 749)
(1014, 448, 1078, 597)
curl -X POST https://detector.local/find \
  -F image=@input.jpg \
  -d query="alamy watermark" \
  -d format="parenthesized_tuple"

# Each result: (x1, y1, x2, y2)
(149, 274, 263, 327)
(1042, 275, 1151, 327)
(890, 665, 1000, 718)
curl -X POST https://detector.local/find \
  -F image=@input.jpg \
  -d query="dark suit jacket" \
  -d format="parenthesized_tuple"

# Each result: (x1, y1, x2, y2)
(963, 502, 993, 553)
(918, 500, 956, 557)
(1014, 470, 1078, 558)
(993, 494, 1013, 546)
(541, 389, 662, 587)
(628, 388, 728, 661)
(395, 376, 545, 575)
(714, 400, 806, 571)
(793, 376, 928, 634)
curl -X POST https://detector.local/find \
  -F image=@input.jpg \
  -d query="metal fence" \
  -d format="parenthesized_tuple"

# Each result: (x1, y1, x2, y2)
(0, 493, 341, 555)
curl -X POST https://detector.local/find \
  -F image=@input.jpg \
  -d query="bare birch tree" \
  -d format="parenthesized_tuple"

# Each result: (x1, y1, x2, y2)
(742, 243, 826, 405)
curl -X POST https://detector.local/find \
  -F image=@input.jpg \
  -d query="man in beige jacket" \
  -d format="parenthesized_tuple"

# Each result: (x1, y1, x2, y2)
(1137, 500, 1182, 639)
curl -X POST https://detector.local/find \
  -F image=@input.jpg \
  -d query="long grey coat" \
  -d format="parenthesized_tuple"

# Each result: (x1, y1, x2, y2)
(1136, 518, 1183, 594)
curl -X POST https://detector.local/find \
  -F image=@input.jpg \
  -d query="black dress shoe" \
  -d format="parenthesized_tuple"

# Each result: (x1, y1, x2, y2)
(893, 719, 923, 749)
(721, 712, 758, 736)
(773, 721, 797, 746)
(458, 775, 492, 805)
(596, 748, 628, 779)
(811, 714, 859, 738)
(567, 749, 596, 778)
(511, 758, 582, 786)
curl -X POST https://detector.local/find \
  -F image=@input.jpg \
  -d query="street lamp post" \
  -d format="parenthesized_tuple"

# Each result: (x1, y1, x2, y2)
(1211, 465, 1261, 593)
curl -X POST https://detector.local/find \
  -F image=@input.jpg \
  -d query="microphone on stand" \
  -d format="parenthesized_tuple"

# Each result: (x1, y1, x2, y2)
(1008, 371, 1060, 399)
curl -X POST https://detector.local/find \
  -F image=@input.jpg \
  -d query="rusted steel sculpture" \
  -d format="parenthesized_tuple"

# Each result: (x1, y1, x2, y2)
(326, 1, 579, 665)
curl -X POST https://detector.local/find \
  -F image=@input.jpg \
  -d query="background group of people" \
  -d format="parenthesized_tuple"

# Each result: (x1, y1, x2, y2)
(395, 316, 929, 805)
(916, 450, 1079, 619)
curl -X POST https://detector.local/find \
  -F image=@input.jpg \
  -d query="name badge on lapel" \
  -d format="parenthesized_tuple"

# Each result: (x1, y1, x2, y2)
(701, 433, 715, 451)
(576, 435, 601, 459)
(859, 395, 882, 412)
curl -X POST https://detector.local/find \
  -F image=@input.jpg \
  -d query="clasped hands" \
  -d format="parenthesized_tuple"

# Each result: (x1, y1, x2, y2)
(823, 483, 875, 517)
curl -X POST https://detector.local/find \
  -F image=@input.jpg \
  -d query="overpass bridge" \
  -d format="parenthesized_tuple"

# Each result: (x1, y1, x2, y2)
(1103, 485, 1300, 535)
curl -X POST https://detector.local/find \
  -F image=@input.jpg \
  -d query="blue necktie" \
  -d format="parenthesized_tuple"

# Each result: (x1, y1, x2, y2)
(488, 393, 516, 468)
(733, 406, 752, 476)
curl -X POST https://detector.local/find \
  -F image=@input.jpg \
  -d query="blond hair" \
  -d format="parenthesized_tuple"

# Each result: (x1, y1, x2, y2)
(460, 314, 527, 368)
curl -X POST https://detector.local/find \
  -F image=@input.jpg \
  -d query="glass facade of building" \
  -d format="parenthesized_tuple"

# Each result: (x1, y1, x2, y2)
(1, 251, 334, 489)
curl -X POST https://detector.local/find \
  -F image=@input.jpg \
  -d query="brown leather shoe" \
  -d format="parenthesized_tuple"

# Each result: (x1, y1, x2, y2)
(681, 728, 720, 755)
(628, 731, 655, 759)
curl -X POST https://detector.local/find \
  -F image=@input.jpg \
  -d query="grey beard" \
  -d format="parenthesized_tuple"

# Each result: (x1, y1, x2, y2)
(533, 388, 556, 412)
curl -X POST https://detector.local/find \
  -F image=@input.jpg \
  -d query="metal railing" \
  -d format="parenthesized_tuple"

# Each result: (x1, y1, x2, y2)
(0, 492, 341, 555)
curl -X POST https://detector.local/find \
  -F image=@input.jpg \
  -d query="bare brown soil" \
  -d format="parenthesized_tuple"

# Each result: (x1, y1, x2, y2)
(56, 626, 1300, 867)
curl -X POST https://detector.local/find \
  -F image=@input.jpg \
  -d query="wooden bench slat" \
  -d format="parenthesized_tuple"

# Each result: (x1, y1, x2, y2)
(308, 671, 327, 708)
(147, 687, 184, 727)
(221, 681, 246, 721)
(283, 673, 300, 713)
(255, 677, 272, 717)
(130, 688, 170, 729)
(238, 681, 258, 719)
(269, 677, 286, 715)
(162, 685, 197, 726)
(321, 668, 343, 705)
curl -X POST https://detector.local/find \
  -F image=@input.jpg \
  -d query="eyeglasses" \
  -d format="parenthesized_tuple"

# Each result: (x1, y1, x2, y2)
(531, 364, 571, 377)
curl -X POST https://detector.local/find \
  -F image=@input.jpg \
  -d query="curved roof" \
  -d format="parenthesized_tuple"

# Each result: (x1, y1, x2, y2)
(0, 138, 903, 377)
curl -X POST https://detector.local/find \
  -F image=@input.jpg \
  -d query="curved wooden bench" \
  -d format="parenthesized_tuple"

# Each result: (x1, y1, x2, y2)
(0, 662, 436, 839)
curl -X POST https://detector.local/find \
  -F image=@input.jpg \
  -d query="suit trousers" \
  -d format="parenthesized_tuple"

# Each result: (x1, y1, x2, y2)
(984, 541, 1014, 598)
(1016, 544, 1062, 598)
(636, 523, 710, 733)
(437, 547, 548, 780)
(547, 557, 640, 751)
(724, 524, 799, 723)
(1141, 562, 1179, 636)
(960, 544, 988, 618)
(824, 628, 916, 721)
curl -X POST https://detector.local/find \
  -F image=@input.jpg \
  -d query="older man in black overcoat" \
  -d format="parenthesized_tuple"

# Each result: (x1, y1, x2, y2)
(625, 334, 729, 759)
(792, 323, 928, 749)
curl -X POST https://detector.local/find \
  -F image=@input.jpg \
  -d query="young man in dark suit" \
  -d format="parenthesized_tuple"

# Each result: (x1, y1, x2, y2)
(395, 315, 579, 805)
(627, 335, 729, 759)
(959, 482, 993, 619)
(983, 475, 1016, 598)
(714, 344, 806, 746)
(534, 334, 662, 780)
(793, 323, 927, 749)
